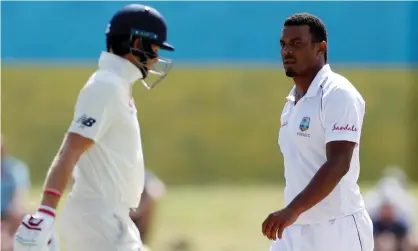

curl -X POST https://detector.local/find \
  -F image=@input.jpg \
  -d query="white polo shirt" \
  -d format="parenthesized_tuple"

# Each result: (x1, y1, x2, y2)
(278, 64, 366, 225)
(68, 52, 145, 209)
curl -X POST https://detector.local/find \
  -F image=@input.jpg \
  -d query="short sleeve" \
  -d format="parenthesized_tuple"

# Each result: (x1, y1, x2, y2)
(323, 88, 365, 144)
(68, 84, 118, 142)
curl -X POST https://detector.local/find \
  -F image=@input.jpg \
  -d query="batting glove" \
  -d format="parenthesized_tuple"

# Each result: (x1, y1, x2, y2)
(13, 205, 57, 251)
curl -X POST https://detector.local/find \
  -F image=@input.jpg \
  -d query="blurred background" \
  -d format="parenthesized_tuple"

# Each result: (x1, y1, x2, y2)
(1, 1, 417, 251)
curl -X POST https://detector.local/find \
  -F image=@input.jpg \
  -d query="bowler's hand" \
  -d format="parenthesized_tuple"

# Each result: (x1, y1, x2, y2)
(262, 207, 300, 240)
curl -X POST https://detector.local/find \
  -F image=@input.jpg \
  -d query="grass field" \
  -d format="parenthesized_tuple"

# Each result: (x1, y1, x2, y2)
(3, 66, 418, 185)
(26, 185, 418, 251)
(4, 65, 418, 250)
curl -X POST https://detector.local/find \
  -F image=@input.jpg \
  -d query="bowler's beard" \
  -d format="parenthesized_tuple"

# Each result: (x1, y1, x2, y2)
(285, 68, 298, 78)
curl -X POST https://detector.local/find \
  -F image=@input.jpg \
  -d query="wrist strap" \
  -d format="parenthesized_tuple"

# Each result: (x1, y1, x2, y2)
(38, 205, 56, 218)
(43, 188, 62, 198)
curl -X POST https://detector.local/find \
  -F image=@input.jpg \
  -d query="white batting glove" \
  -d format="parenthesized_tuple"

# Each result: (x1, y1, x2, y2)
(46, 231, 60, 251)
(13, 205, 56, 251)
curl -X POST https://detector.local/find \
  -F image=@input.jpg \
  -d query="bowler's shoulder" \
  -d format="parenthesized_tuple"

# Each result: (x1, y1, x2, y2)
(323, 71, 365, 106)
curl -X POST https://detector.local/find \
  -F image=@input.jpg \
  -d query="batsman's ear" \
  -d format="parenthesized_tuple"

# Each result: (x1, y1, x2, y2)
(131, 37, 142, 50)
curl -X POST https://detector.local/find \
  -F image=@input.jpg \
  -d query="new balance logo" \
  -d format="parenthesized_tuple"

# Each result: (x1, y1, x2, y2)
(76, 114, 96, 128)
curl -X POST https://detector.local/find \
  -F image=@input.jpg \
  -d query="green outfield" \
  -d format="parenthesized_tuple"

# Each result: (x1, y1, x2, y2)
(2, 66, 417, 184)
(26, 185, 418, 251)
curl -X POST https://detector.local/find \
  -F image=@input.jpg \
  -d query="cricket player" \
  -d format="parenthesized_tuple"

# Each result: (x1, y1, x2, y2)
(130, 170, 167, 251)
(261, 13, 374, 251)
(13, 4, 175, 251)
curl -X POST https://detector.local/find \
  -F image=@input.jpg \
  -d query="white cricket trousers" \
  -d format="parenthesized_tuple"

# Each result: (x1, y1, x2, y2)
(57, 196, 142, 251)
(270, 209, 374, 251)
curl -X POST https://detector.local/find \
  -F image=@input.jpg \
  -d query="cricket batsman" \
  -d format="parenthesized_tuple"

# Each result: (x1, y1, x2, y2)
(13, 4, 175, 251)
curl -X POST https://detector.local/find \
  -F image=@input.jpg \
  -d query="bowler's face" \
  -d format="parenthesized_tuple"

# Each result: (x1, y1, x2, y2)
(280, 25, 318, 78)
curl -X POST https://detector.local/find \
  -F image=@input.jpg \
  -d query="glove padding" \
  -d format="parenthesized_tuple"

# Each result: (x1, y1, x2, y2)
(14, 205, 57, 251)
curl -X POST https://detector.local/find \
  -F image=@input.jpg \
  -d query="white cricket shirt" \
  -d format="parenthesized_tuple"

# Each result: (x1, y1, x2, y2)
(68, 52, 145, 209)
(278, 64, 366, 225)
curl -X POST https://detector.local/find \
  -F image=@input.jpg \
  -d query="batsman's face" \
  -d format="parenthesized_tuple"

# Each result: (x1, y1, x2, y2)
(131, 38, 160, 71)
(280, 25, 319, 78)
(146, 44, 160, 70)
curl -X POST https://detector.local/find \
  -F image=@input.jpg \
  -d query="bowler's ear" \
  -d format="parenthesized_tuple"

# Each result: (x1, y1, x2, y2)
(318, 41, 327, 57)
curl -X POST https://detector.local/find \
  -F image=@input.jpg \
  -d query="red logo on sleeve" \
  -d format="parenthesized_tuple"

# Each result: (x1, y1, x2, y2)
(332, 123, 357, 132)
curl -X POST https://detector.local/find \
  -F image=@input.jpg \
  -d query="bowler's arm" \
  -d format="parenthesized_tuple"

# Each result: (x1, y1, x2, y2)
(287, 88, 364, 216)
(286, 141, 355, 215)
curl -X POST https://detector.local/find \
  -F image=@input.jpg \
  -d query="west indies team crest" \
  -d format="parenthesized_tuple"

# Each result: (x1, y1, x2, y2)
(299, 116, 311, 132)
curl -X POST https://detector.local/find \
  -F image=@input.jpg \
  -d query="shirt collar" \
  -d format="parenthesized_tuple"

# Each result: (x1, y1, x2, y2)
(286, 64, 331, 101)
(98, 52, 143, 85)
(305, 64, 331, 97)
